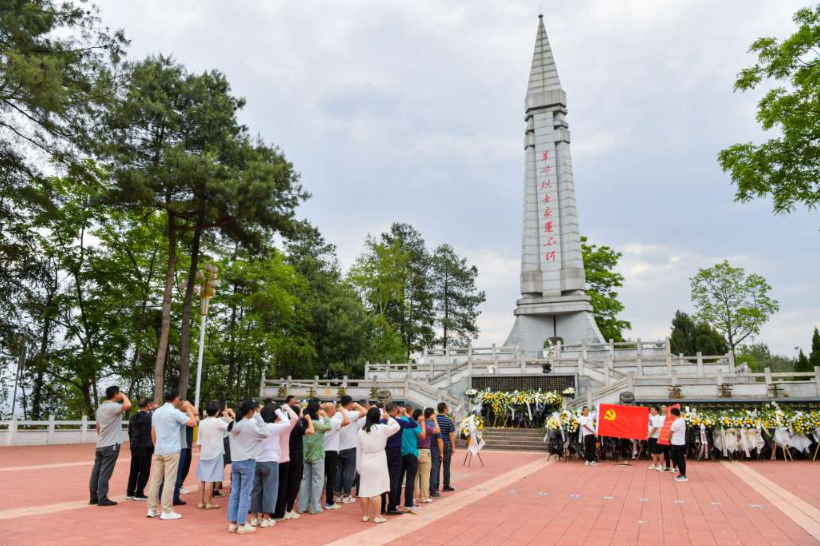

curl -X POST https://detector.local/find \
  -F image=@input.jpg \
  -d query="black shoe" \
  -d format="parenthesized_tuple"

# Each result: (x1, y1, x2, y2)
(98, 498, 118, 506)
(89, 499, 98, 505)
(385, 510, 403, 516)
(173, 499, 187, 506)
(213, 491, 224, 498)
(430, 491, 441, 498)
(443, 486, 455, 492)
(133, 494, 148, 500)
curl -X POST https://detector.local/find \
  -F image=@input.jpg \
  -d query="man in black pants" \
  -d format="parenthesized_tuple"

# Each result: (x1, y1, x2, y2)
(126, 397, 154, 500)
(435, 402, 456, 492)
(669, 407, 688, 482)
(89, 386, 131, 506)
(384, 403, 420, 515)
(580, 406, 597, 466)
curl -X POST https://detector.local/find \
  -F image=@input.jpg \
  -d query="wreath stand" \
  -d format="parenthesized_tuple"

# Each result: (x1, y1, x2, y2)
(462, 436, 485, 467)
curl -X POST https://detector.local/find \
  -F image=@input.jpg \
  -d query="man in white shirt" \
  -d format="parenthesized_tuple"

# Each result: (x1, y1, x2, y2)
(579, 406, 597, 466)
(669, 408, 688, 482)
(336, 396, 365, 504)
(146, 390, 198, 520)
(647, 406, 664, 471)
(322, 402, 349, 510)
(90, 385, 131, 506)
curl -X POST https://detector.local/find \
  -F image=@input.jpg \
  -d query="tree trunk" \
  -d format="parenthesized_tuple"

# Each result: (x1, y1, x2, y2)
(153, 213, 177, 403)
(178, 225, 203, 400)
(31, 287, 55, 420)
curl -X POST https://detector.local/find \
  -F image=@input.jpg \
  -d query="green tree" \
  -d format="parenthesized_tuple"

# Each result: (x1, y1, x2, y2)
(348, 236, 409, 360)
(581, 236, 631, 342)
(690, 260, 779, 354)
(796, 348, 812, 373)
(380, 224, 435, 358)
(430, 244, 485, 348)
(718, 4, 820, 215)
(0, 0, 125, 350)
(103, 56, 306, 400)
(736, 343, 795, 373)
(809, 327, 820, 370)
(669, 310, 728, 357)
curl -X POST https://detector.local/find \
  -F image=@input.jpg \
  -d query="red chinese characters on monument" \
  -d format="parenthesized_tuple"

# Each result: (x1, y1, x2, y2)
(537, 146, 559, 267)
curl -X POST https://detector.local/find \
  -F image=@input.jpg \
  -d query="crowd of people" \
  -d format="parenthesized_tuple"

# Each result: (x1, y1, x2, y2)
(575, 403, 689, 482)
(88, 386, 459, 533)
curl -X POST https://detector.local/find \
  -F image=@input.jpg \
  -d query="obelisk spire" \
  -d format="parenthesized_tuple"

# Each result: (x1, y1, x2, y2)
(527, 14, 562, 97)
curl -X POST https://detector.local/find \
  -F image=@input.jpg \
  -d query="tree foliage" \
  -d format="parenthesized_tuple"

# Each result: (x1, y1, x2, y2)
(718, 4, 820, 215)
(810, 326, 820, 370)
(690, 260, 779, 354)
(430, 244, 485, 348)
(736, 343, 795, 374)
(669, 310, 728, 357)
(581, 236, 631, 342)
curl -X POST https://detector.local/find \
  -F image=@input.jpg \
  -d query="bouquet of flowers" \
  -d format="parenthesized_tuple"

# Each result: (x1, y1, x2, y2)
(465, 388, 479, 400)
(562, 387, 576, 397)
(459, 414, 485, 438)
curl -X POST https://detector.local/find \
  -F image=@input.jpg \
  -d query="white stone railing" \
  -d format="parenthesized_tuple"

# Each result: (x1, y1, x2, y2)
(570, 366, 820, 409)
(0, 416, 129, 447)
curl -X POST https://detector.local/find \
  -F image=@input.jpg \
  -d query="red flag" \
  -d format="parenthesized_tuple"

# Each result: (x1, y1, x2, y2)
(596, 404, 649, 440)
(657, 404, 681, 446)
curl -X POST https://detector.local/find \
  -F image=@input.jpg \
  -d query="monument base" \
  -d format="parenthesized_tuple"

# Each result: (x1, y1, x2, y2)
(504, 293, 604, 357)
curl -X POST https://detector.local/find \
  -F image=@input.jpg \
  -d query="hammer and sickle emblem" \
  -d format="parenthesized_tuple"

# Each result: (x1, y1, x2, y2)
(603, 409, 617, 421)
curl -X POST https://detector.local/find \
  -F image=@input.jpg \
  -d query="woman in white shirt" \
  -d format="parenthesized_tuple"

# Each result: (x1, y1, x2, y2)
(669, 408, 688, 482)
(356, 407, 400, 523)
(196, 403, 233, 509)
(250, 403, 298, 528)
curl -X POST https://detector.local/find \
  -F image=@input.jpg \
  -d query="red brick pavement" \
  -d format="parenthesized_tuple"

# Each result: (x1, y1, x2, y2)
(0, 444, 818, 546)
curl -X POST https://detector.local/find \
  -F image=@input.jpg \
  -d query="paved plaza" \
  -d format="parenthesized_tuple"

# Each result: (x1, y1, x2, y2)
(1, 445, 819, 545)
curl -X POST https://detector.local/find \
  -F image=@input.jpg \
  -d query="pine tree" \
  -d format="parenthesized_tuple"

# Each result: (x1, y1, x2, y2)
(795, 349, 811, 373)
(430, 244, 486, 348)
(809, 327, 820, 371)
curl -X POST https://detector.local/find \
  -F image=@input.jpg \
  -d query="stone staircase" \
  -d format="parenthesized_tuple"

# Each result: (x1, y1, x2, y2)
(476, 427, 547, 452)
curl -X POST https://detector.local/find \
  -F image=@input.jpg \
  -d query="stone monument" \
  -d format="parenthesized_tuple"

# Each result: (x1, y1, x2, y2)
(505, 15, 604, 356)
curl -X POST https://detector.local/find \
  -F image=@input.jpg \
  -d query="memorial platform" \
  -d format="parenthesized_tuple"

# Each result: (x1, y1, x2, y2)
(1, 443, 819, 545)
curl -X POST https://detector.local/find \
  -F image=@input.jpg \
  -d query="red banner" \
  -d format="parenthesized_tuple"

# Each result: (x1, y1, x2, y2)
(657, 404, 681, 446)
(596, 404, 649, 440)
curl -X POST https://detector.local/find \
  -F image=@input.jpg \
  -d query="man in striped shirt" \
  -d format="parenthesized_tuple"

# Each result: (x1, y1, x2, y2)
(435, 403, 456, 493)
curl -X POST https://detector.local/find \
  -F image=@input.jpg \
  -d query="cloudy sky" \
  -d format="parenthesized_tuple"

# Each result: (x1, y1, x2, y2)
(96, 0, 818, 357)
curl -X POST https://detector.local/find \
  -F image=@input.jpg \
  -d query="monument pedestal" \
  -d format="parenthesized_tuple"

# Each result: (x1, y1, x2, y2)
(505, 293, 604, 357)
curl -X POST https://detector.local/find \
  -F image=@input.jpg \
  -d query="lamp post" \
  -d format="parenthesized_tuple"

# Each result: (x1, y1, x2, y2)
(191, 264, 219, 411)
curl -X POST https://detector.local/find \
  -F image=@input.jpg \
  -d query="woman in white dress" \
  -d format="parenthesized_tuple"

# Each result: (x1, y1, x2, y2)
(356, 407, 400, 523)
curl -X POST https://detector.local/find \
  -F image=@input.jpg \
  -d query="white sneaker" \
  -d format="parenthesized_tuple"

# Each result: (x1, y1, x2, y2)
(160, 511, 183, 520)
(590, 461, 598, 467)
(343, 496, 357, 504)
(324, 503, 341, 510)
(286, 511, 301, 519)
(179, 487, 190, 495)
(237, 524, 257, 534)
(227, 523, 238, 533)
(125, 496, 135, 501)
(146, 510, 159, 518)
(422, 498, 433, 504)
(251, 517, 260, 527)
(584, 461, 589, 466)
(260, 519, 275, 528)
(675, 475, 689, 482)
(648, 464, 658, 470)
